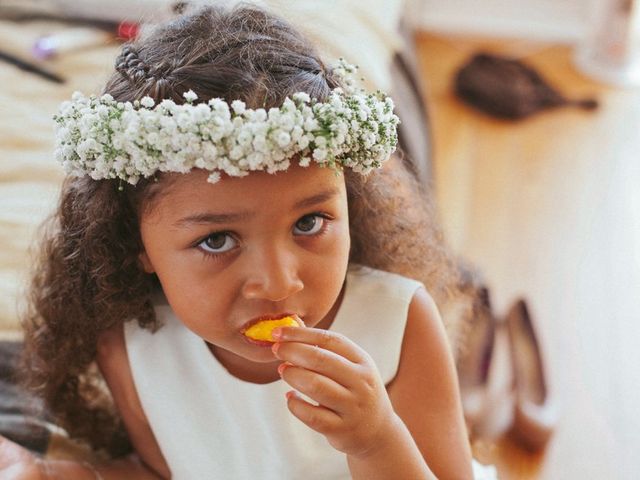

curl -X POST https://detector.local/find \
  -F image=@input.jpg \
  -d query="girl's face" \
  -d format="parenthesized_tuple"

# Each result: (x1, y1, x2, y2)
(139, 164, 351, 365)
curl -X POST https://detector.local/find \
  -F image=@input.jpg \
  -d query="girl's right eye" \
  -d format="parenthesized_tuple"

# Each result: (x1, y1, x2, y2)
(197, 233, 237, 255)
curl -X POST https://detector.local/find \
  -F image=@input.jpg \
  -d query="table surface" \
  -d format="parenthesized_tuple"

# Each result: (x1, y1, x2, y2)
(415, 32, 640, 480)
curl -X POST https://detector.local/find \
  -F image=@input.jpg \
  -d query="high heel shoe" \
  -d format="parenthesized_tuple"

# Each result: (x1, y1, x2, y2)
(505, 299, 557, 452)
(458, 287, 514, 440)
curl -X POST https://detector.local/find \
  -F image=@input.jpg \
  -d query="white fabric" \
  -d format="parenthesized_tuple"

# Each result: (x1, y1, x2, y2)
(125, 266, 419, 479)
(473, 461, 499, 479)
(125, 265, 497, 479)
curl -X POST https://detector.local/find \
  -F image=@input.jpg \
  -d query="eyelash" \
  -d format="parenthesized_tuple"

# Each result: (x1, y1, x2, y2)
(293, 212, 332, 237)
(195, 212, 333, 259)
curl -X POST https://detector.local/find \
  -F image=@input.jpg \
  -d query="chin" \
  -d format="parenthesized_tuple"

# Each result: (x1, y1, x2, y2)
(246, 346, 279, 363)
(230, 340, 279, 363)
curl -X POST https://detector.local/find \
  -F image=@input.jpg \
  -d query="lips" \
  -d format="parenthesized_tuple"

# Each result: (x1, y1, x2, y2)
(241, 314, 302, 343)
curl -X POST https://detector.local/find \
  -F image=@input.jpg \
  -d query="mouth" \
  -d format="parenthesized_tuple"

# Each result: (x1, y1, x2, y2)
(241, 313, 302, 345)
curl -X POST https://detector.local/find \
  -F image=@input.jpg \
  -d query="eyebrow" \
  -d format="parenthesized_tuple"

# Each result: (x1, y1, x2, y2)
(173, 188, 340, 228)
(293, 188, 340, 209)
(173, 211, 254, 227)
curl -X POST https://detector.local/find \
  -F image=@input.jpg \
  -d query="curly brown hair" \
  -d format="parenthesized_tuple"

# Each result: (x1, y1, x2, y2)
(21, 4, 462, 456)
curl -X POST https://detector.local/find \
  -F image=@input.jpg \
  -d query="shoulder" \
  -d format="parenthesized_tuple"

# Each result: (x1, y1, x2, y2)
(387, 288, 474, 476)
(387, 286, 461, 415)
(401, 287, 452, 372)
(96, 324, 147, 424)
(406, 287, 443, 340)
(347, 264, 422, 300)
(96, 324, 171, 478)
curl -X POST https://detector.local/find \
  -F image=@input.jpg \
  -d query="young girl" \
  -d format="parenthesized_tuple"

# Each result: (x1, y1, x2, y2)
(2, 5, 496, 479)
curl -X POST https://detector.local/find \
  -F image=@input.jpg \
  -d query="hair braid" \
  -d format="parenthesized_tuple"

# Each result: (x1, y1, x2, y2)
(115, 44, 149, 83)
(115, 44, 176, 98)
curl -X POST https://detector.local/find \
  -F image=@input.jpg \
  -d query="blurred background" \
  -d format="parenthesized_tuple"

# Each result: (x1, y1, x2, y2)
(0, 1, 639, 478)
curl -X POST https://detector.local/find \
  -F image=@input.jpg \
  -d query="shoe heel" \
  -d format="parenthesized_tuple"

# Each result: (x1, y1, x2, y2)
(458, 287, 514, 440)
(505, 299, 557, 452)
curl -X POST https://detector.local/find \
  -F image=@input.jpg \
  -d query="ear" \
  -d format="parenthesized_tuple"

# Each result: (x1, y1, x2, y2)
(138, 251, 155, 274)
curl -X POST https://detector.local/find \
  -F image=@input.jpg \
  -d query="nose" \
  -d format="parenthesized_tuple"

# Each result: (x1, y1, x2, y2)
(241, 243, 304, 302)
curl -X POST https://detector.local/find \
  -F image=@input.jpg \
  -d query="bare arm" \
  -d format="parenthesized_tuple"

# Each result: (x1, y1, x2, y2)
(93, 323, 172, 479)
(272, 287, 473, 480)
(344, 288, 473, 479)
(344, 414, 437, 479)
(385, 287, 474, 479)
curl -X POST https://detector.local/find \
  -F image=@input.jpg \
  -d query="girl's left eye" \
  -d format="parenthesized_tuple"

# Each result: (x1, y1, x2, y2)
(293, 214, 326, 236)
(197, 232, 237, 254)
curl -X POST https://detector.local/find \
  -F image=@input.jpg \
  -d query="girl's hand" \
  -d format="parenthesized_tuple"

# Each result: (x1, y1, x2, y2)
(0, 435, 43, 480)
(272, 327, 399, 458)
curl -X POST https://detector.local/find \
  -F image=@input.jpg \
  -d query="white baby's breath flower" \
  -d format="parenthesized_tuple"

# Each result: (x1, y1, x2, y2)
(314, 136, 327, 148)
(140, 97, 155, 108)
(183, 90, 198, 103)
(252, 135, 267, 152)
(303, 117, 318, 131)
(278, 112, 296, 131)
(290, 126, 304, 142)
(298, 156, 311, 167)
(292, 92, 311, 104)
(231, 100, 246, 115)
(312, 148, 328, 161)
(229, 146, 244, 160)
(297, 135, 310, 150)
(252, 109, 267, 122)
(53, 60, 398, 185)
(236, 128, 253, 147)
(191, 103, 211, 122)
(96, 105, 110, 118)
(276, 131, 291, 148)
(146, 132, 160, 147)
(207, 171, 221, 183)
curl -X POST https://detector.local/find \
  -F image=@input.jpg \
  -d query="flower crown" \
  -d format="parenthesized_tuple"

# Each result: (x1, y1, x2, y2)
(54, 60, 400, 185)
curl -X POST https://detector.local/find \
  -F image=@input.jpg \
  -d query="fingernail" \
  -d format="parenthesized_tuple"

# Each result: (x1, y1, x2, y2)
(277, 362, 288, 376)
(272, 327, 283, 340)
(285, 390, 296, 400)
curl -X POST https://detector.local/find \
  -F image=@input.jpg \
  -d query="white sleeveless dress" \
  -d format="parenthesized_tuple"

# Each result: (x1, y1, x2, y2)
(125, 265, 497, 479)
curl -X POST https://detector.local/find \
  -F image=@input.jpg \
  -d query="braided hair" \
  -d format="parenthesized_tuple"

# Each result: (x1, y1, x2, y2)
(105, 6, 336, 107)
(114, 44, 174, 99)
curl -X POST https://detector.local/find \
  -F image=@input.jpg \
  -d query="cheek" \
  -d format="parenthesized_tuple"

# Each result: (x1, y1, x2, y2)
(146, 252, 232, 322)
(160, 273, 234, 338)
(333, 219, 351, 262)
(309, 223, 350, 297)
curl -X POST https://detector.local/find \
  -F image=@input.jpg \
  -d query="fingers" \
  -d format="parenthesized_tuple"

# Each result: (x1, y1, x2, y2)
(285, 390, 342, 435)
(273, 327, 376, 398)
(273, 327, 383, 428)
(279, 362, 351, 412)
(273, 341, 360, 389)
(273, 326, 368, 365)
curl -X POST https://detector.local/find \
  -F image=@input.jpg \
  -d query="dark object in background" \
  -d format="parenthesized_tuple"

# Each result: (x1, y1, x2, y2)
(454, 52, 598, 120)
(0, 341, 52, 454)
(0, 49, 64, 84)
(391, 21, 433, 192)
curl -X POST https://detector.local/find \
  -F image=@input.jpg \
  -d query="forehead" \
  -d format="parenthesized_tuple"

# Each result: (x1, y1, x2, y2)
(144, 163, 347, 221)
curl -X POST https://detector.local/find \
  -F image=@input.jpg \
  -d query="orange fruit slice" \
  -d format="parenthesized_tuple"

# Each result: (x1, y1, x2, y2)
(243, 316, 300, 342)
